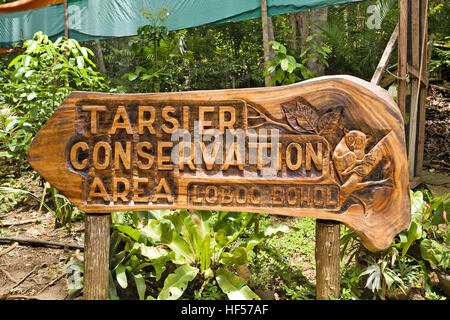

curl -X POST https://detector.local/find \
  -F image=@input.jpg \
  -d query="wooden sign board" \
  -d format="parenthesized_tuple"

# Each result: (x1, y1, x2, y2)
(28, 75, 410, 252)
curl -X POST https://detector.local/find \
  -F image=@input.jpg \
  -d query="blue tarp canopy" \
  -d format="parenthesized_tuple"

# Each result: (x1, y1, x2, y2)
(0, 0, 367, 47)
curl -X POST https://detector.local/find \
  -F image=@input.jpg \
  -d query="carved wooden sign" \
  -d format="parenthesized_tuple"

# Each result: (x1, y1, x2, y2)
(28, 75, 410, 251)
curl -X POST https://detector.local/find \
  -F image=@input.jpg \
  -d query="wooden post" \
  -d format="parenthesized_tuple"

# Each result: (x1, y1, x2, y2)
(64, 0, 68, 38)
(371, 24, 399, 85)
(397, 0, 408, 119)
(84, 214, 110, 300)
(415, 0, 428, 179)
(315, 219, 340, 300)
(407, 0, 421, 178)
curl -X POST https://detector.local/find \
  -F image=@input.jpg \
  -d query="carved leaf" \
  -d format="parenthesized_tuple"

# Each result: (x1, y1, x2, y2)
(280, 104, 304, 132)
(281, 101, 318, 134)
(316, 107, 343, 136)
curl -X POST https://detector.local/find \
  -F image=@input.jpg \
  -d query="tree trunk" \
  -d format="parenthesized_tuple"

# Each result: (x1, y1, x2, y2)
(288, 11, 309, 53)
(64, 0, 68, 38)
(94, 40, 106, 74)
(307, 7, 328, 77)
(261, 0, 275, 86)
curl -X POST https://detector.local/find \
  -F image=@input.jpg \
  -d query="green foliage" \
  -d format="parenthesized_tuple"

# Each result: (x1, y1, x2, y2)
(0, 32, 107, 228)
(0, 31, 106, 160)
(158, 264, 199, 300)
(417, 190, 450, 272)
(340, 265, 364, 300)
(46, 182, 82, 229)
(247, 216, 316, 300)
(339, 189, 449, 299)
(123, 7, 179, 93)
(428, 0, 450, 41)
(108, 210, 282, 300)
(420, 239, 450, 271)
(215, 268, 260, 300)
(194, 280, 226, 300)
(322, 0, 398, 80)
(185, 20, 265, 90)
(0, 183, 81, 228)
(264, 36, 330, 85)
(118, 17, 265, 93)
(359, 253, 421, 300)
(429, 37, 450, 81)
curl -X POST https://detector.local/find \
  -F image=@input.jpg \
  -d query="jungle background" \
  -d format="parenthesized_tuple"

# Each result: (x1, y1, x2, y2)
(0, 0, 449, 300)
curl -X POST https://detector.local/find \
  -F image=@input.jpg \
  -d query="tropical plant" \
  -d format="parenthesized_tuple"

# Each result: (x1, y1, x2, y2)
(339, 189, 449, 299)
(123, 7, 188, 93)
(108, 210, 289, 300)
(0, 32, 107, 228)
(0, 31, 106, 159)
(420, 239, 450, 272)
(359, 250, 421, 300)
(419, 191, 450, 274)
(428, 37, 450, 80)
(264, 36, 330, 85)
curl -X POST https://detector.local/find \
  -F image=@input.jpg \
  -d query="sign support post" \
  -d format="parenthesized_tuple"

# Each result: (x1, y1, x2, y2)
(315, 219, 340, 300)
(84, 213, 110, 300)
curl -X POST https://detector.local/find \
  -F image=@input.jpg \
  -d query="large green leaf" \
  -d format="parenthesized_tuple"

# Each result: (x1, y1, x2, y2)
(114, 224, 148, 244)
(360, 264, 381, 292)
(158, 265, 199, 300)
(142, 219, 172, 243)
(410, 190, 425, 221)
(220, 247, 247, 267)
(214, 212, 254, 247)
(430, 196, 450, 226)
(133, 273, 146, 300)
(215, 268, 260, 300)
(108, 271, 119, 300)
(131, 243, 177, 280)
(115, 264, 128, 289)
(142, 214, 195, 263)
(166, 230, 196, 263)
(402, 219, 420, 256)
(133, 242, 169, 260)
(199, 233, 212, 272)
(420, 239, 449, 270)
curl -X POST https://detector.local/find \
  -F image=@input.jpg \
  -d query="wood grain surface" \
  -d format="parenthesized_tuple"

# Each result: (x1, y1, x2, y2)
(27, 75, 411, 251)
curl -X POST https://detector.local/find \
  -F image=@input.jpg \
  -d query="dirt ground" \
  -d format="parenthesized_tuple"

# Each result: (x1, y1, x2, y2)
(0, 174, 84, 300)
